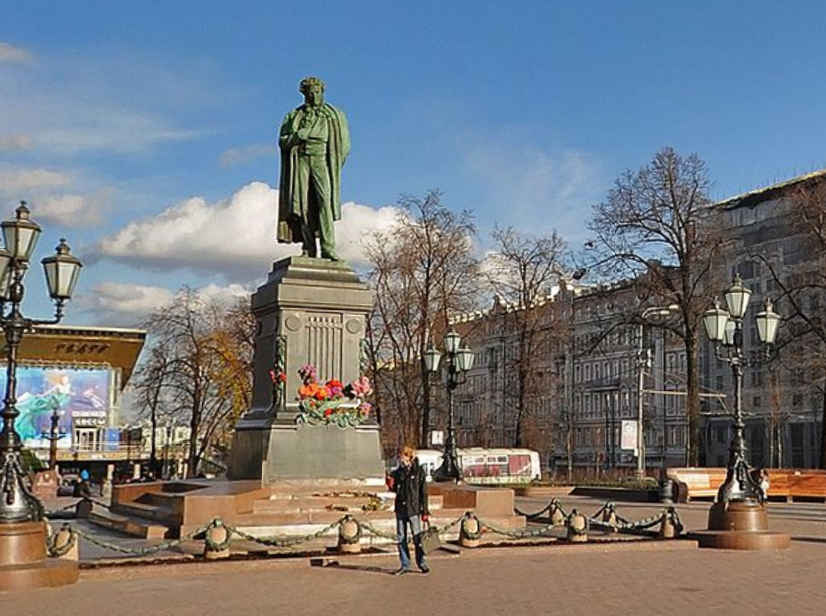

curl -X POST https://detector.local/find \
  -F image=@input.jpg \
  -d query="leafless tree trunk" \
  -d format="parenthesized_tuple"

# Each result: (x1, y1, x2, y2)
(485, 226, 569, 450)
(131, 346, 173, 478)
(588, 147, 720, 466)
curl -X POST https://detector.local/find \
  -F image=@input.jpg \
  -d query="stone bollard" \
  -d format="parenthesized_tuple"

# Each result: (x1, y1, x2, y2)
(459, 513, 482, 548)
(659, 508, 678, 539)
(566, 509, 588, 543)
(549, 500, 566, 526)
(50, 523, 79, 561)
(203, 518, 231, 560)
(75, 498, 93, 519)
(337, 516, 362, 554)
(601, 504, 619, 532)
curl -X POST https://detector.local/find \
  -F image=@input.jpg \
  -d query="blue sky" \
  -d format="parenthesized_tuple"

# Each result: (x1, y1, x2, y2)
(2, 1, 825, 327)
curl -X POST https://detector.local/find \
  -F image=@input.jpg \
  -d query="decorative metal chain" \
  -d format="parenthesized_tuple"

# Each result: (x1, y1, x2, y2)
(225, 518, 344, 548)
(516, 498, 683, 536)
(436, 514, 465, 534)
(49, 520, 215, 557)
(476, 515, 564, 539)
(514, 498, 558, 520)
(359, 519, 398, 540)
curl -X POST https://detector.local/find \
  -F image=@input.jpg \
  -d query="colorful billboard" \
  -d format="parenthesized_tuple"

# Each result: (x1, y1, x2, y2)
(0, 367, 109, 448)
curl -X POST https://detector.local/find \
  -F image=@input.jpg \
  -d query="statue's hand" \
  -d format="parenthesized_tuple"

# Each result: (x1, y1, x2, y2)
(297, 128, 310, 141)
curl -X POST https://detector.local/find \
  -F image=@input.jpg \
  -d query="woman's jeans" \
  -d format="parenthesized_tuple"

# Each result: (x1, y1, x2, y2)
(396, 514, 426, 570)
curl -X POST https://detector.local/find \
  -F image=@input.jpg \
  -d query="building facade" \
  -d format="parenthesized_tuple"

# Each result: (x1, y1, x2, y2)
(432, 169, 826, 474)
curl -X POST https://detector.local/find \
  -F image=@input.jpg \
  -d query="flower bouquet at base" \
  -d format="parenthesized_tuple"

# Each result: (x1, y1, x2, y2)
(294, 364, 373, 428)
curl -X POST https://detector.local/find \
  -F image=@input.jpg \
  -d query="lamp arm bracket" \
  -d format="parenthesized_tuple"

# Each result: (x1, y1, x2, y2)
(29, 316, 62, 327)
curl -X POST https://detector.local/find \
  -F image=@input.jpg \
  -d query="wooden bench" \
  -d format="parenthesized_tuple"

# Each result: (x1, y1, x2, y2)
(667, 467, 826, 503)
(667, 468, 727, 502)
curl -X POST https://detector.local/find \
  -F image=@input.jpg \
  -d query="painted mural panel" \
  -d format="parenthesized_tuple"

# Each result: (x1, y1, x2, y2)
(0, 367, 109, 448)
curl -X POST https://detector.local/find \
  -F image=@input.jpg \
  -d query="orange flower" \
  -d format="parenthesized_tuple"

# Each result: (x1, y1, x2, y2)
(298, 383, 315, 398)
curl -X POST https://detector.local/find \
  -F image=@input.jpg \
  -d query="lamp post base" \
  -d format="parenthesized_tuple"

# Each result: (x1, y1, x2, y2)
(0, 521, 79, 592)
(432, 457, 462, 483)
(691, 501, 791, 551)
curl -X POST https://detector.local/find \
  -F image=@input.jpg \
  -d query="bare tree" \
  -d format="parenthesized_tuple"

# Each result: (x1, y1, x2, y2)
(138, 289, 254, 477)
(588, 147, 720, 465)
(365, 190, 481, 449)
(130, 345, 173, 478)
(485, 226, 569, 449)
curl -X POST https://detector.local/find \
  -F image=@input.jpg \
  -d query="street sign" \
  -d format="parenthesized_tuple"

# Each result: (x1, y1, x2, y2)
(621, 420, 638, 452)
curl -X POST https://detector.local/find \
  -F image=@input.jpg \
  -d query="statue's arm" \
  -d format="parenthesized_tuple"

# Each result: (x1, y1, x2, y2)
(279, 110, 303, 150)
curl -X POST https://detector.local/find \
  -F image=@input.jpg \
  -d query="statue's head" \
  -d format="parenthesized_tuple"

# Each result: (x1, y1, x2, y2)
(299, 77, 325, 107)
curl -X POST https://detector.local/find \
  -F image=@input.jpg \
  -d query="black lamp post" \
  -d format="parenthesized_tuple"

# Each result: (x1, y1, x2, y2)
(702, 274, 779, 506)
(424, 330, 474, 482)
(41, 402, 66, 471)
(0, 202, 82, 522)
(0, 202, 83, 590)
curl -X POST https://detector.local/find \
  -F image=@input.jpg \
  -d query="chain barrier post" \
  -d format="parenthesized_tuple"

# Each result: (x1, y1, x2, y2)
(459, 512, 482, 548)
(566, 509, 589, 543)
(203, 518, 231, 560)
(658, 507, 681, 539)
(75, 498, 93, 519)
(601, 503, 619, 532)
(337, 515, 362, 553)
(48, 523, 79, 561)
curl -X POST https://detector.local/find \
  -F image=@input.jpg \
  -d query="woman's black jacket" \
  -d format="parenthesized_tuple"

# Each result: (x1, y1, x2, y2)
(391, 459, 429, 518)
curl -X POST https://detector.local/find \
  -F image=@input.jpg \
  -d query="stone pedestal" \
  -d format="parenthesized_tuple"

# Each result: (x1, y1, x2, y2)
(227, 257, 384, 483)
(692, 500, 791, 550)
(0, 521, 79, 592)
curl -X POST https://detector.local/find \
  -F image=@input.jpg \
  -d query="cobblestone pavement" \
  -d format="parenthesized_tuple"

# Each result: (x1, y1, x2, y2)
(3, 495, 824, 616)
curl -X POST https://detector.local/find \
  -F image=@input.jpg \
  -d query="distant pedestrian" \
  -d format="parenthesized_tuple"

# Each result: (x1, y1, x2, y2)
(73, 470, 92, 498)
(389, 445, 430, 575)
(752, 467, 770, 503)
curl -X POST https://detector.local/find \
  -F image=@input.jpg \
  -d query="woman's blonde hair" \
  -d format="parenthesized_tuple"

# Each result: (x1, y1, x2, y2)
(400, 445, 415, 459)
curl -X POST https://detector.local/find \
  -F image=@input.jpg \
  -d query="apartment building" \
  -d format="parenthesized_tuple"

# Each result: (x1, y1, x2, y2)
(434, 170, 826, 473)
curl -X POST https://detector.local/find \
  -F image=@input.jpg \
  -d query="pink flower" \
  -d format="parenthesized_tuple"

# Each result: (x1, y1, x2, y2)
(349, 376, 373, 397)
(298, 364, 318, 385)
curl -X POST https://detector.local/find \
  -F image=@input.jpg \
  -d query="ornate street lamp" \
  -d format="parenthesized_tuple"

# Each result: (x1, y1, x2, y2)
(700, 274, 788, 549)
(424, 329, 474, 482)
(0, 201, 83, 590)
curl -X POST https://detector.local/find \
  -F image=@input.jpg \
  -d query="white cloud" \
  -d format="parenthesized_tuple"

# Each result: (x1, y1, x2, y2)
(0, 167, 72, 193)
(0, 42, 30, 63)
(76, 282, 176, 326)
(35, 190, 111, 228)
(0, 166, 111, 228)
(77, 281, 253, 327)
(93, 181, 401, 280)
(192, 283, 251, 305)
(219, 144, 277, 167)
(0, 134, 33, 151)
